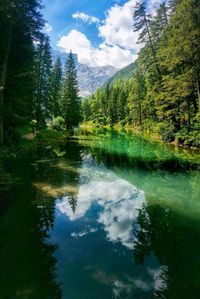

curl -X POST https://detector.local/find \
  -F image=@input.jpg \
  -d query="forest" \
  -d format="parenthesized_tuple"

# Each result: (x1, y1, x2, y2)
(0, 1, 200, 298)
(0, 0, 200, 148)
(82, 0, 200, 147)
(0, 0, 81, 146)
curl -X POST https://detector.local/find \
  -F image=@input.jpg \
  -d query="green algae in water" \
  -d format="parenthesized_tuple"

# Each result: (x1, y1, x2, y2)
(0, 130, 199, 299)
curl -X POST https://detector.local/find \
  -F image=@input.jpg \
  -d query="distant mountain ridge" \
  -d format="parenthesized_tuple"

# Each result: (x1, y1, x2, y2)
(52, 50, 118, 97)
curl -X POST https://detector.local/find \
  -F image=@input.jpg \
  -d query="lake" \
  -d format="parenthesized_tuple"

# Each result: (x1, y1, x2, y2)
(0, 129, 200, 299)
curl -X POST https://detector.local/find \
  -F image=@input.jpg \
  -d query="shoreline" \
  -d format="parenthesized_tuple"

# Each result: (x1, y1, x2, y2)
(80, 124, 200, 152)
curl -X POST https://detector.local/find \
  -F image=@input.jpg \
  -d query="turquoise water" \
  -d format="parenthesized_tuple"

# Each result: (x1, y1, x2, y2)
(0, 130, 200, 298)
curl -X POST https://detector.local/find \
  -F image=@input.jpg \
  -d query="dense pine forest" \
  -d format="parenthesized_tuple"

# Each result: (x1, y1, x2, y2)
(0, 0, 200, 147)
(82, 0, 200, 147)
(0, 0, 81, 146)
(1, 2, 200, 298)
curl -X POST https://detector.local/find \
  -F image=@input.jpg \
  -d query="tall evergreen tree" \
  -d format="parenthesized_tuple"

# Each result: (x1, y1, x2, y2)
(34, 34, 52, 126)
(128, 69, 146, 126)
(0, 0, 44, 144)
(49, 57, 62, 119)
(60, 52, 81, 129)
(157, 0, 200, 129)
(82, 98, 91, 123)
(151, 2, 169, 41)
(133, 1, 161, 76)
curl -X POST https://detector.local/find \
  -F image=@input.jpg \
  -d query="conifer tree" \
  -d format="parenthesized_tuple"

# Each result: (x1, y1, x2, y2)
(61, 52, 81, 129)
(82, 98, 91, 123)
(151, 2, 169, 41)
(49, 57, 62, 119)
(157, 0, 200, 129)
(0, 0, 44, 144)
(133, 1, 161, 76)
(128, 69, 146, 126)
(34, 34, 52, 126)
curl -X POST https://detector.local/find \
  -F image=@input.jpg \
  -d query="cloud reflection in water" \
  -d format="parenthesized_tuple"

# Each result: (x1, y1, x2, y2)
(57, 161, 145, 249)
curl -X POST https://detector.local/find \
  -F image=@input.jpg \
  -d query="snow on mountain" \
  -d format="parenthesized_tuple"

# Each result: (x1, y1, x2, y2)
(52, 50, 118, 97)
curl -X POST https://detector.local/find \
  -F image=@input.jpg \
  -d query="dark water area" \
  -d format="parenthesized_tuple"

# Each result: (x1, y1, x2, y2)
(0, 130, 200, 299)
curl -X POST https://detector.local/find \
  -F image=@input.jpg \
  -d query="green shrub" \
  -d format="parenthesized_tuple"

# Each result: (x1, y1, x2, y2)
(158, 122, 175, 142)
(51, 116, 65, 131)
(4, 128, 21, 145)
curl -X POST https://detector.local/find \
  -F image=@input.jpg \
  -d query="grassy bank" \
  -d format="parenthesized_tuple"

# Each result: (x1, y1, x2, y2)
(81, 122, 200, 151)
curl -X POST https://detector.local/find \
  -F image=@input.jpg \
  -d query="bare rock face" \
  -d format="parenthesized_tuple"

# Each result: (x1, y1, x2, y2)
(52, 50, 118, 97)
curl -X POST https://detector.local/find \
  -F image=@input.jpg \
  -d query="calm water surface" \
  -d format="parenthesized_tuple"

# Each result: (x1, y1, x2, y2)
(0, 130, 200, 299)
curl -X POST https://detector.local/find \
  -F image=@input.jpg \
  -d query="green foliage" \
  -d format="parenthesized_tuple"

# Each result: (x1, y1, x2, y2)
(53, 147, 66, 157)
(51, 116, 65, 131)
(60, 52, 81, 129)
(0, 0, 44, 145)
(49, 57, 62, 118)
(107, 62, 137, 85)
(4, 128, 21, 146)
(33, 34, 52, 126)
(82, 0, 200, 148)
(158, 122, 176, 142)
(36, 129, 65, 142)
(82, 98, 91, 123)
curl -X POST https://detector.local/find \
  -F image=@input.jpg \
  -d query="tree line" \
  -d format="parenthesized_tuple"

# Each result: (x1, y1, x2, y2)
(82, 0, 200, 147)
(0, 0, 80, 145)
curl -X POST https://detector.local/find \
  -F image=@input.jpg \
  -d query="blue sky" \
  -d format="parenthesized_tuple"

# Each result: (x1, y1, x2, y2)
(42, 0, 161, 68)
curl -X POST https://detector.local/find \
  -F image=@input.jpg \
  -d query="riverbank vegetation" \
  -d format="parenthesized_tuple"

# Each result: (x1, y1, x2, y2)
(82, 0, 200, 147)
(0, 0, 199, 150)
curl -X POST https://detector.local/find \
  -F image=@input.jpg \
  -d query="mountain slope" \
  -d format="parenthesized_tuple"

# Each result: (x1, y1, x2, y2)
(77, 64, 117, 97)
(106, 61, 137, 86)
(52, 50, 118, 97)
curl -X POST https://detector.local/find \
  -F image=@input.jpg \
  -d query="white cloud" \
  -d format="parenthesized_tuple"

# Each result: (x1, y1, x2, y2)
(98, 0, 140, 51)
(57, 0, 141, 68)
(44, 23, 53, 33)
(57, 29, 136, 68)
(72, 12, 100, 24)
(57, 0, 161, 68)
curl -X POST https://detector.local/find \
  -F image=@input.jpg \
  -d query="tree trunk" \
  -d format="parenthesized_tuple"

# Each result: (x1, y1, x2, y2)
(0, 29, 12, 145)
(144, 14, 161, 77)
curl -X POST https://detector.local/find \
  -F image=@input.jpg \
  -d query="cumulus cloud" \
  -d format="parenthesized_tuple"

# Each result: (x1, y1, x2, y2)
(57, 29, 136, 68)
(98, 0, 140, 51)
(72, 12, 100, 24)
(57, 0, 141, 68)
(56, 0, 162, 68)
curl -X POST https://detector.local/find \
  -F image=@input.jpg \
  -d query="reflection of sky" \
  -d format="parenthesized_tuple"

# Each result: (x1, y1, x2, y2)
(57, 156, 145, 249)
(50, 154, 166, 299)
(111, 265, 168, 298)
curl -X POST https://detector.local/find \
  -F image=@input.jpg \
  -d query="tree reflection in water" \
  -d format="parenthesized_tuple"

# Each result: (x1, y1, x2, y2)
(0, 140, 83, 299)
(134, 203, 200, 299)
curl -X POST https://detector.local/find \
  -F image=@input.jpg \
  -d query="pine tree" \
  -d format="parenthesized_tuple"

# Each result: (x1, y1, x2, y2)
(61, 52, 81, 129)
(0, 0, 44, 144)
(133, 1, 161, 76)
(128, 69, 146, 126)
(108, 86, 118, 126)
(157, 0, 200, 129)
(34, 34, 52, 126)
(49, 57, 62, 119)
(82, 98, 91, 123)
(151, 2, 169, 41)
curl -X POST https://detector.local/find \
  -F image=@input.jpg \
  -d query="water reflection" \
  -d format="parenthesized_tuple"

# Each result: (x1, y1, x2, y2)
(0, 131, 200, 299)
(134, 203, 200, 298)
(56, 156, 145, 249)
(0, 157, 62, 298)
